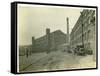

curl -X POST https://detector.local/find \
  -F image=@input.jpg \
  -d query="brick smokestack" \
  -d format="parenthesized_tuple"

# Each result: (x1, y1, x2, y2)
(46, 28, 51, 53)
(66, 17, 70, 44)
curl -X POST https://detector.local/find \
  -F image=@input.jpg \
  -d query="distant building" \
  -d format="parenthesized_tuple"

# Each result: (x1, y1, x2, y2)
(70, 9, 96, 57)
(32, 29, 67, 53)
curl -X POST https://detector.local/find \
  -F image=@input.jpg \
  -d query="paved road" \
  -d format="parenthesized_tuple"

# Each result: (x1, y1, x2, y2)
(20, 51, 96, 73)
(19, 52, 48, 72)
(20, 51, 77, 72)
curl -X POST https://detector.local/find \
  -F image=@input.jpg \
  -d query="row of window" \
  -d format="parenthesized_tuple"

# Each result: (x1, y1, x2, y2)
(70, 15, 95, 41)
(71, 29, 92, 45)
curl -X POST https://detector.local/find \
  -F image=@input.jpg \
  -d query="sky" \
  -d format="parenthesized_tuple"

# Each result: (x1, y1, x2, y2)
(18, 4, 84, 45)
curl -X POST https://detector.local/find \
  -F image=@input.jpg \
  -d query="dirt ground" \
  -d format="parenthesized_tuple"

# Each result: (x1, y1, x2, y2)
(19, 51, 96, 73)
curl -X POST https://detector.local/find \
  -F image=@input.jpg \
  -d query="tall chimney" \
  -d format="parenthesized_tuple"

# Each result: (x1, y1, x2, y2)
(66, 17, 70, 44)
(46, 28, 51, 53)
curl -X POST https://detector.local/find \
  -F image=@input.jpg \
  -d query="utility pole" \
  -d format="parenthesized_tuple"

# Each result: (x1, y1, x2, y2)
(32, 37, 36, 53)
(80, 12, 84, 48)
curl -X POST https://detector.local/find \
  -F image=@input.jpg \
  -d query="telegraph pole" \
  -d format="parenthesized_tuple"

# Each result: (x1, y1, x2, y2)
(80, 12, 84, 48)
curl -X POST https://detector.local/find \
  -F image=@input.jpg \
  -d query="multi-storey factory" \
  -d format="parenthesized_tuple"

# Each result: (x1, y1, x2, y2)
(70, 9, 96, 58)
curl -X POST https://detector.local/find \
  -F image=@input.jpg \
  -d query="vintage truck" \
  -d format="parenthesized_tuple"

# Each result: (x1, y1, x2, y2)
(74, 45, 93, 56)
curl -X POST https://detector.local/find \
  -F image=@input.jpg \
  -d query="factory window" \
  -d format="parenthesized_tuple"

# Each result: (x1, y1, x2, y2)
(83, 34, 85, 41)
(80, 36, 82, 42)
(86, 32, 88, 40)
(90, 16, 95, 24)
(88, 30, 91, 39)
(85, 32, 87, 40)
(84, 23, 87, 30)
(86, 32, 87, 40)
(88, 17, 91, 24)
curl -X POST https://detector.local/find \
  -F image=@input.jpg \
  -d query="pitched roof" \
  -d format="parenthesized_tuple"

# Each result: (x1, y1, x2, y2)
(35, 30, 66, 41)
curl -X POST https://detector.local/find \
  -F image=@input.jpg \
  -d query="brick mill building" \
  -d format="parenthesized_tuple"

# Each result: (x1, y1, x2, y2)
(19, 17, 70, 55)
(70, 9, 96, 59)
(32, 29, 67, 53)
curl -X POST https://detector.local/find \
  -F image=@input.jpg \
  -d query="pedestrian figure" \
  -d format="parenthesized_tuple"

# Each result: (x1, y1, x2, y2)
(26, 47, 28, 58)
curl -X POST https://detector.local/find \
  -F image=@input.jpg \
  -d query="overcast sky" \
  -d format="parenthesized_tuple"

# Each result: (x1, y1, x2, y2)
(18, 4, 84, 45)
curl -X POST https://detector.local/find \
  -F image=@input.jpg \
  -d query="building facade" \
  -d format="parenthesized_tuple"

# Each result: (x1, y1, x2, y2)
(19, 29, 67, 55)
(70, 9, 96, 56)
(32, 29, 67, 53)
